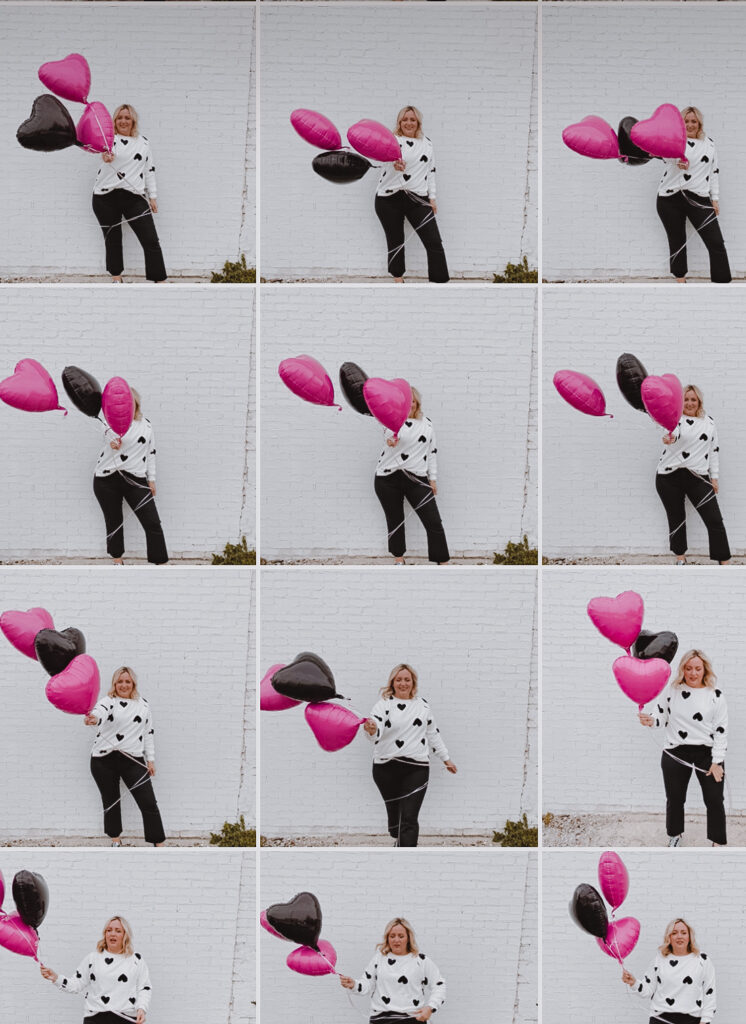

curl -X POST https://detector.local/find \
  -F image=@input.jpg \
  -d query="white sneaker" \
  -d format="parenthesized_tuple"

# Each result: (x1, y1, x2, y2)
(668, 835, 682, 848)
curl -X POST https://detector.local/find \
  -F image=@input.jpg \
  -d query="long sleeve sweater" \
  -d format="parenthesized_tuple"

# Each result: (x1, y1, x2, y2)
(352, 950, 446, 1016)
(658, 136, 720, 201)
(376, 136, 437, 199)
(376, 417, 438, 480)
(95, 418, 157, 481)
(657, 414, 720, 479)
(89, 695, 156, 761)
(94, 134, 158, 199)
(55, 948, 152, 1018)
(367, 695, 449, 764)
(653, 684, 727, 763)
(633, 951, 716, 1024)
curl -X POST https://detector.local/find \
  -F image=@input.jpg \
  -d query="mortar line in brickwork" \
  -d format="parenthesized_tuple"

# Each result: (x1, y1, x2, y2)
(519, 291, 538, 540)
(520, 8, 539, 262)
(239, 291, 257, 539)
(227, 852, 246, 1024)
(239, 7, 256, 259)
(237, 573, 255, 823)
(512, 852, 535, 1024)
(520, 570, 538, 821)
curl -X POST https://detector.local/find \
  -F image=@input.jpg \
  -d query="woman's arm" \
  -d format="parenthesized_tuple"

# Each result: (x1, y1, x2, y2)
(344, 955, 377, 995)
(709, 142, 720, 204)
(144, 703, 156, 764)
(627, 961, 658, 999)
(424, 707, 449, 762)
(146, 423, 157, 486)
(708, 419, 720, 483)
(426, 425, 438, 483)
(144, 140, 158, 204)
(46, 956, 90, 993)
(426, 141, 437, 203)
(365, 701, 385, 741)
(710, 691, 727, 764)
(423, 955, 446, 1012)
(700, 956, 716, 1023)
(136, 957, 153, 1015)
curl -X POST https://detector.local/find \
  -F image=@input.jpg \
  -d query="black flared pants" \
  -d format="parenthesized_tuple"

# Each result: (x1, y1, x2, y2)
(90, 751, 166, 845)
(372, 759, 430, 847)
(655, 469, 730, 562)
(92, 189, 167, 281)
(661, 744, 726, 845)
(374, 471, 449, 563)
(93, 472, 168, 564)
(656, 190, 731, 282)
(374, 192, 449, 282)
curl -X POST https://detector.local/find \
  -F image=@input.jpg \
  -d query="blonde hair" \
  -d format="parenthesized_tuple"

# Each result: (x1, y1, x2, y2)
(410, 387, 423, 419)
(672, 650, 717, 690)
(682, 384, 706, 418)
(377, 917, 419, 956)
(394, 106, 424, 139)
(130, 387, 143, 421)
(97, 916, 135, 956)
(113, 104, 140, 138)
(380, 663, 419, 699)
(659, 918, 700, 957)
(681, 107, 705, 140)
(108, 666, 141, 699)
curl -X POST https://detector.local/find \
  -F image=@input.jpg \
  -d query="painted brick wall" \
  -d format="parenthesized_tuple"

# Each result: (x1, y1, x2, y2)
(543, 5, 746, 279)
(259, 4, 538, 280)
(543, 850, 745, 1024)
(543, 288, 746, 557)
(260, 849, 537, 1024)
(0, 567, 255, 836)
(260, 287, 537, 559)
(260, 568, 537, 835)
(0, 288, 255, 559)
(0, 849, 255, 1024)
(542, 568, 746, 814)
(2, 4, 255, 277)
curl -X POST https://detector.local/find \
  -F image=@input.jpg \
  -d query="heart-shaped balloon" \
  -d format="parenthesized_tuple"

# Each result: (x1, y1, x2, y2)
(271, 653, 340, 704)
(12, 871, 49, 930)
(347, 119, 401, 162)
(562, 115, 619, 160)
(0, 607, 54, 659)
(266, 892, 322, 950)
(587, 591, 644, 651)
(17, 94, 77, 152)
(278, 355, 340, 409)
(287, 939, 337, 976)
(260, 663, 300, 712)
(260, 909, 289, 941)
(597, 851, 628, 913)
(62, 365, 103, 419)
(569, 883, 608, 938)
(553, 370, 611, 418)
(0, 867, 5, 907)
(290, 109, 342, 151)
(596, 916, 640, 962)
(312, 151, 372, 184)
(45, 654, 100, 715)
(363, 377, 412, 438)
(641, 374, 684, 433)
(0, 359, 67, 414)
(339, 362, 372, 416)
(102, 376, 134, 437)
(613, 655, 670, 709)
(34, 627, 86, 677)
(38, 52, 91, 104)
(616, 117, 652, 166)
(630, 104, 686, 159)
(616, 353, 649, 413)
(76, 101, 114, 154)
(0, 913, 39, 958)
(305, 703, 367, 751)
(633, 630, 679, 664)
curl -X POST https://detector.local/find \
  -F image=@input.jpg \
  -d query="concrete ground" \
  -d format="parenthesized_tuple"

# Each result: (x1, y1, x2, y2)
(542, 812, 744, 847)
(1, 835, 215, 848)
(261, 832, 495, 847)
(542, 275, 742, 284)
(0, 275, 211, 284)
(0, 557, 215, 565)
(261, 555, 500, 566)
(545, 554, 744, 565)
(262, 275, 496, 284)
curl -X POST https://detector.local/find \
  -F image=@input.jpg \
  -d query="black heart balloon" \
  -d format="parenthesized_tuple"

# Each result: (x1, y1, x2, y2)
(34, 627, 86, 676)
(12, 870, 49, 929)
(266, 892, 322, 949)
(569, 883, 608, 939)
(17, 94, 77, 152)
(339, 362, 372, 416)
(62, 366, 103, 418)
(312, 150, 372, 184)
(633, 629, 679, 664)
(272, 652, 339, 703)
(617, 117, 652, 166)
(616, 353, 649, 413)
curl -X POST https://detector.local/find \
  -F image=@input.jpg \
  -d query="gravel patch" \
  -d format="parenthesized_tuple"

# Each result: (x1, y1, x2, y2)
(261, 832, 495, 847)
(542, 812, 742, 847)
(544, 554, 744, 565)
(1, 835, 214, 848)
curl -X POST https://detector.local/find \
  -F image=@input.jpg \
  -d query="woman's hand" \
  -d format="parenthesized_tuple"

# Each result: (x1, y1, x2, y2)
(339, 975, 355, 989)
(363, 719, 377, 736)
(386, 437, 399, 448)
(40, 964, 58, 983)
(444, 760, 457, 774)
(110, 437, 123, 451)
(393, 159, 406, 172)
(430, 200, 437, 215)
(84, 714, 98, 727)
(707, 763, 724, 783)
(711, 479, 719, 494)
(677, 158, 689, 170)
(662, 433, 675, 445)
(149, 199, 158, 214)
(621, 968, 636, 987)
(638, 712, 654, 727)
(147, 761, 156, 777)
(102, 151, 115, 164)
(136, 1011, 147, 1024)
(148, 481, 157, 497)
(414, 1008, 433, 1022)
(713, 200, 720, 216)
(430, 481, 438, 495)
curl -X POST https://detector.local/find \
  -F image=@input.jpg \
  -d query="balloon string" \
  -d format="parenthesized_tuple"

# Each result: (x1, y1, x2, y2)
(103, 472, 156, 545)
(384, 470, 438, 544)
(662, 466, 719, 546)
(644, 727, 734, 815)
(84, 103, 113, 156)
(383, 190, 438, 269)
(666, 189, 720, 269)
(99, 749, 154, 814)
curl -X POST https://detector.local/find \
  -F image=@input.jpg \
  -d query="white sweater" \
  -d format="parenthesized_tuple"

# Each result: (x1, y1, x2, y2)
(55, 948, 152, 1018)
(633, 951, 716, 1024)
(368, 695, 449, 764)
(653, 684, 728, 763)
(94, 134, 158, 199)
(89, 695, 156, 762)
(376, 417, 438, 480)
(658, 136, 720, 201)
(657, 414, 720, 479)
(95, 418, 157, 481)
(352, 950, 446, 1016)
(377, 136, 437, 199)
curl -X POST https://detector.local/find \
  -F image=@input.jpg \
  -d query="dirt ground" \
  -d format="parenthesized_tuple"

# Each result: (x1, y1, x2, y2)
(1, 835, 213, 848)
(261, 832, 495, 847)
(545, 554, 744, 565)
(542, 812, 741, 847)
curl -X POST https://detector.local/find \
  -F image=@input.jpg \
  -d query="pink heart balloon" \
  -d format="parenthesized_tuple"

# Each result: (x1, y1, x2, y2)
(45, 653, 100, 715)
(0, 868, 4, 907)
(598, 850, 629, 912)
(278, 356, 341, 409)
(0, 912, 39, 958)
(101, 376, 134, 437)
(553, 370, 612, 418)
(562, 116, 619, 160)
(613, 655, 670, 710)
(76, 102, 114, 154)
(363, 377, 412, 438)
(260, 663, 301, 712)
(596, 917, 640, 962)
(287, 939, 337, 976)
(290, 109, 342, 151)
(347, 120, 401, 162)
(587, 591, 644, 651)
(0, 359, 67, 414)
(260, 909, 289, 941)
(630, 104, 686, 160)
(305, 702, 367, 751)
(38, 52, 91, 104)
(0, 607, 55, 659)
(641, 374, 684, 434)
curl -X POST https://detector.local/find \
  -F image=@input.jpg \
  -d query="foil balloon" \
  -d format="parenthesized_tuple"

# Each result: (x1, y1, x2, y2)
(612, 655, 670, 710)
(62, 365, 103, 418)
(260, 663, 301, 712)
(616, 354, 649, 413)
(362, 377, 412, 438)
(260, 910, 288, 941)
(305, 703, 367, 751)
(633, 630, 679, 664)
(641, 374, 684, 434)
(265, 892, 322, 950)
(596, 917, 640, 962)
(0, 359, 67, 414)
(271, 653, 340, 704)
(569, 883, 608, 938)
(0, 913, 39, 958)
(76, 102, 114, 154)
(17, 95, 77, 152)
(101, 376, 134, 437)
(617, 117, 652, 166)
(0, 868, 4, 907)
(0, 607, 55, 659)
(287, 940, 337, 976)
(34, 627, 86, 677)
(339, 362, 372, 416)
(45, 653, 100, 715)
(38, 52, 91, 104)
(630, 104, 686, 160)
(597, 851, 628, 913)
(553, 370, 611, 418)
(312, 150, 371, 184)
(12, 871, 49, 930)
(562, 116, 618, 160)
(347, 120, 401, 162)
(290, 109, 342, 151)
(587, 591, 644, 652)
(278, 356, 340, 409)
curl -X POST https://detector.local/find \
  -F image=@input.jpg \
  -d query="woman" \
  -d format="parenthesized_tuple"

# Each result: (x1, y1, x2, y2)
(639, 649, 727, 847)
(92, 104, 167, 283)
(373, 387, 449, 565)
(656, 106, 730, 283)
(364, 664, 457, 847)
(93, 387, 169, 565)
(374, 106, 449, 283)
(40, 915, 152, 1023)
(85, 666, 166, 847)
(340, 917, 446, 1022)
(621, 918, 716, 1024)
(654, 384, 730, 565)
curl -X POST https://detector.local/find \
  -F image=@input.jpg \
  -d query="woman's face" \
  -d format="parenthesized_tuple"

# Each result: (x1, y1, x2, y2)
(684, 112, 701, 138)
(387, 924, 409, 955)
(399, 110, 419, 138)
(392, 669, 414, 700)
(683, 389, 700, 416)
(105, 919, 125, 953)
(669, 921, 690, 953)
(115, 109, 134, 136)
(683, 657, 705, 688)
(115, 672, 135, 699)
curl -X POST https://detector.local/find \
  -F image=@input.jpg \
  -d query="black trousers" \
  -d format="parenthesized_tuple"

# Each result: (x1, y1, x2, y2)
(93, 472, 168, 564)
(650, 1015, 701, 1024)
(87, 1014, 138, 1023)
(374, 192, 449, 282)
(656, 191, 731, 282)
(90, 751, 166, 845)
(372, 759, 429, 847)
(661, 744, 726, 845)
(92, 189, 167, 282)
(374, 471, 449, 563)
(655, 469, 730, 562)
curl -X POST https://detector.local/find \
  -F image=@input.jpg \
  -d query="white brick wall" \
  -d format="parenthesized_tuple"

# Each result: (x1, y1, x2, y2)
(2, 4, 255, 277)
(260, 849, 537, 1024)
(0, 567, 255, 836)
(542, 568, 746, 814)
(259, 287, 537, 559)
(543, 288, 746, 557)
(543, 850, 745, 1024)
(260, 569, 537, 836)
(0, 288, 255, 559)
(0, 849, 255, 1024)
(543, 5, 746, 279)
(259, 4, 537, 280)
